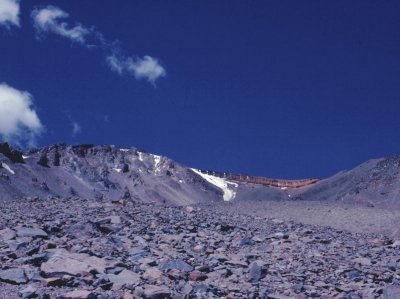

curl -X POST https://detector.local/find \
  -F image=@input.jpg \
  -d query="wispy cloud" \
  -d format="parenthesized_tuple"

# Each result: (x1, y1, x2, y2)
(31, 5, 166, 84)
(0, 0, 20, 28)
(31, 6, 92, 44)
(71, 121, 81, 137)
(65, 113, 82, 138)
(106, 54, 166, 84)
(0, 83, 44, 147)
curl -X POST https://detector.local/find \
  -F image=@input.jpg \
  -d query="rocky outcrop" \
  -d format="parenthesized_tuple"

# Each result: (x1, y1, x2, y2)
(0, 143, 24, 163)
(198, 169, 320, 188)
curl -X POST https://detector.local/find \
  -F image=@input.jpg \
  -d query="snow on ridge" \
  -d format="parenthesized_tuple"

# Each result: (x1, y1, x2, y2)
(154, 155, 161, 167)
(138, 152, 145, 162)
(2, 163, 15, 175)
(191, 168, 238, 201)
(120, 149, 129, 152)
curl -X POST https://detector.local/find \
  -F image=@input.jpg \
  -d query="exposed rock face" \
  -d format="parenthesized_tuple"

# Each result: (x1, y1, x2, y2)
(0, 144, 223, 205)
(2, 143, 400, 209)
(37, 153, 49, 167)
(0, 142, 24, 163)
(198, 169, 320, 188)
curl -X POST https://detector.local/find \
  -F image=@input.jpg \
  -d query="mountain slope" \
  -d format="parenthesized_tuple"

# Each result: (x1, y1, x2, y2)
(1, 142, 400, 210)
(291, 156, 400, 209)
(0, 143, 223, 204)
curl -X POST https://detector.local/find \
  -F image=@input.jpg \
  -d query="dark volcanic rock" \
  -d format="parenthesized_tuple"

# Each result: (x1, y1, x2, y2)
(0, 142, 24, 163)
(37, 153, 49, 167)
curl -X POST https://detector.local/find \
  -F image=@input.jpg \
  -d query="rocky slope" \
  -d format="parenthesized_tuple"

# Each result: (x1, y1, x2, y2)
(1, 143, 400, 298)
(2, 142, 400, 209)
(0, 197, 399, 299)
(0, 143, 223, 205)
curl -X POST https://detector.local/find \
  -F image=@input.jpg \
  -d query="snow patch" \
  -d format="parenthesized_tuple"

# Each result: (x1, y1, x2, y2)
(281, 187, 287, 190)
(191, 169, 238, 201)
(120, 149, 129, 152)
(138, 152, 145, 162)
(22, 155, 30, 159)
(153, 155, 161, 167)
(2, 163, 15, 175)
(153, 154, 161, 173)
(114, 168, 122, 173)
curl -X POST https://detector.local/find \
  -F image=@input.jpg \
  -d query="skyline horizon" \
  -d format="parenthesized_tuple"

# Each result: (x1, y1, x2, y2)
(1, 1, 400, 179)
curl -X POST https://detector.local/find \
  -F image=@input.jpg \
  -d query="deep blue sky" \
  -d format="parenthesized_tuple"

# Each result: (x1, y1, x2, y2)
(1, 1, 400, 179)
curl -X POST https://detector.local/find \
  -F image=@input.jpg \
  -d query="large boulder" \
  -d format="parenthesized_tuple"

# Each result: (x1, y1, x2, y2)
(41, 249, 111, 277)
(107, 269, 140, 285)
(0, 268, 27, 284)
(17, 227, 48, 238)
(0, 228, 16, 241)
(158, 259, 193, 272)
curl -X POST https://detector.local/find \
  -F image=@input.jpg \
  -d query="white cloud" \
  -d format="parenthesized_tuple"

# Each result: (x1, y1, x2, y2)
(31, 6, 91, 44)
(106, 54, 124, 75)
(0, 0, 20, 28)
(129, 56, 167, 84)
(0, 83, 43, 146)
(31, 5, 166, 85)
(71, 121, 81, 137)
(106, 54, 166, 84)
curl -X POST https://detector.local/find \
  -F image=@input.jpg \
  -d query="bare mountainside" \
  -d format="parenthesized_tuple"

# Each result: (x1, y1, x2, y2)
(1, 142, 400, 210)
(1, 143, 400, 298)
(0, 143, 223, 205)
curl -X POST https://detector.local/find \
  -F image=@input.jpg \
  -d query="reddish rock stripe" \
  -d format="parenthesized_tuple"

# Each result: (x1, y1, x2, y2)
(198, 170, 320, 188)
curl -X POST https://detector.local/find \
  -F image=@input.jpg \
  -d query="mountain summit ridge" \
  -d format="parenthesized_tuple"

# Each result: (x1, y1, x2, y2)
(1, 142, 400, 210)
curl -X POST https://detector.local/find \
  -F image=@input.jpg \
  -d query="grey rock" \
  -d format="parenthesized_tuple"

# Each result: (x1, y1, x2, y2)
(41, 249, 110, 277)
(248, 261, 263, 283)
(0, 268, 27, 284)
(143, 285, 171, 299)
(159, 259, 193, 272)
(17, 227, 48, 238)
(19, 285, 38, 298)
(59, 290, 95, 299)
(384, 285, 400, 299)
(0, 228, 16, 241)
(107, 269, 140, 285)
(267, 294, 293, 299)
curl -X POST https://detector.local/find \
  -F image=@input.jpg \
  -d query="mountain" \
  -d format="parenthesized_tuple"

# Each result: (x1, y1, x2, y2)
(289, 156, 400, 209)
(1, 142, 400, 298)
(1, 142, 400, 210)
(0, 143, 222, 205)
